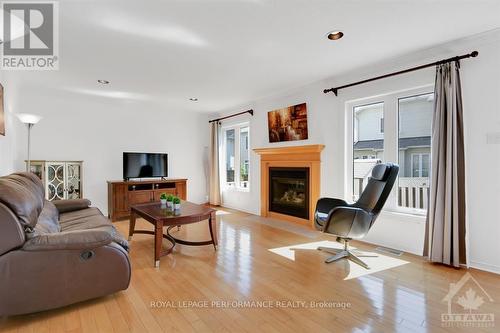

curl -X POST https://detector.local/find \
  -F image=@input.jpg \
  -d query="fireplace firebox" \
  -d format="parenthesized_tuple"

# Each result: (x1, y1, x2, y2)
(269, 167, 310, 219)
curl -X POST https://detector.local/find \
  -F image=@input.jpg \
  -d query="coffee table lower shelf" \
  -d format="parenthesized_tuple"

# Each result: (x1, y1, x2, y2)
(128, 201, 217, 267)
(130, 226, 217, 259)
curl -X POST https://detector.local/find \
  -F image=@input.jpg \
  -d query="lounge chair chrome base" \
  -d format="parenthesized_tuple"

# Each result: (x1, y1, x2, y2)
(318, 241, 377, 269)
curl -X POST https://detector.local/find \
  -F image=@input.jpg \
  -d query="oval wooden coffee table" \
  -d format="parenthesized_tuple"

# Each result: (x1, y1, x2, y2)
(128, 201, 217, 267)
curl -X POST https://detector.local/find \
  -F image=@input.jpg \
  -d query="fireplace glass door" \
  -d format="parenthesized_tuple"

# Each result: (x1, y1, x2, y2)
(269, 167, 309, 219)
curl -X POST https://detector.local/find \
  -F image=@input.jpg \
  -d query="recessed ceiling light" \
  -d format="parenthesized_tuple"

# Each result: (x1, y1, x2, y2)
(97, 79, 110, 84)
(189, 98, 198, 101)
(327, 30, 344, 41)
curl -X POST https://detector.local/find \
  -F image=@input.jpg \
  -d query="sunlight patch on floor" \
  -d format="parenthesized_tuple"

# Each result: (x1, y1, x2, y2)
(216, 210, 231, 216)
(269, 241, 409, 280)
(343, 253, 409, 280)
(269, 240, 342, 261)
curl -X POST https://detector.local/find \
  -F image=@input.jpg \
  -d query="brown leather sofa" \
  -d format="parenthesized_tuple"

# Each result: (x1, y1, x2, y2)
(0, 172, 131, 316)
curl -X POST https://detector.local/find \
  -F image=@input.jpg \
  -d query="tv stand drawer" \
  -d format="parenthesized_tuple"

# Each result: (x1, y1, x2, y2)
(128, 191, 153, 205)
(154, 189, 176, 200)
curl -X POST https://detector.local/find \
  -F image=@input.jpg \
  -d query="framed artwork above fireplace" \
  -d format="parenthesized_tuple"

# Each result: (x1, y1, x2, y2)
(267, 103, 308, 143)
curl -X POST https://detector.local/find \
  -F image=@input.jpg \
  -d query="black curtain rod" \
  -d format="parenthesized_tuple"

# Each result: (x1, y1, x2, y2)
(324, 51, 479, 95)
(209, 109, 254, 123)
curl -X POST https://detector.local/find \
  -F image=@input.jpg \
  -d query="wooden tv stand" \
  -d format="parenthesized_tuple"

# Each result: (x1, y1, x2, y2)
(107, 179, 187, 221)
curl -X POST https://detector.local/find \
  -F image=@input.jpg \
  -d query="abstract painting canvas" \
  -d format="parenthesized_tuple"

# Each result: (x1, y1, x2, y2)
(0, 84, 4, 136)
(268, 103, 308, 142)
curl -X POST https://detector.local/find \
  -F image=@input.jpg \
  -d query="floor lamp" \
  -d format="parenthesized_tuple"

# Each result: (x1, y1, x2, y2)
(16, 113, 42, 172)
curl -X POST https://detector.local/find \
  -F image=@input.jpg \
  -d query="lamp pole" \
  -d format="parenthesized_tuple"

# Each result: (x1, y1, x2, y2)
(26, 123, 34, 172)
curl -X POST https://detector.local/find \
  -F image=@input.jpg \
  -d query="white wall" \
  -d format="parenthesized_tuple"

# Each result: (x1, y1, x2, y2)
(214, 30, 500, 273)
(10, 87, 209, 216)
(461, 34, 500, 274)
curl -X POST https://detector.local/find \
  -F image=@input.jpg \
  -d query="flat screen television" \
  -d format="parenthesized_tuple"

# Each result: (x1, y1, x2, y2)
(123, 152, 168, 180)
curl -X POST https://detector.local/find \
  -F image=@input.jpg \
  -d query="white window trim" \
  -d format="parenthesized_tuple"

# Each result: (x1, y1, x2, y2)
(345, 85, 433, 216)
(221, 122, 250, 192)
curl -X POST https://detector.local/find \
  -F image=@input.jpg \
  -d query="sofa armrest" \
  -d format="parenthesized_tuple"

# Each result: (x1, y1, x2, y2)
(53, 199, 91, 214)
(22, 229, 112, 251)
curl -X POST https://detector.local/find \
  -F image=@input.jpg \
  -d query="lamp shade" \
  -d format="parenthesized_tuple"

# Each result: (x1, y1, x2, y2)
(16, 113, 43, 124)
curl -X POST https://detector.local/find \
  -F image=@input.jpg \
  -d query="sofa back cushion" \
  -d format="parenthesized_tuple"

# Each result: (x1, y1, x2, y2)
(0, 172, 45, 231)
(34, 200, 60, 235)
(0, 203, 26, 255)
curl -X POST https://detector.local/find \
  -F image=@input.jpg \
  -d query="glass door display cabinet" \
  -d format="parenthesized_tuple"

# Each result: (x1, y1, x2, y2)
(26, 161, 83, 201)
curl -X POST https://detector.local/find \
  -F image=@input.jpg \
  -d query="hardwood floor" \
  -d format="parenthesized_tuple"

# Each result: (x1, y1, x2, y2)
(1, 207, 499, 332)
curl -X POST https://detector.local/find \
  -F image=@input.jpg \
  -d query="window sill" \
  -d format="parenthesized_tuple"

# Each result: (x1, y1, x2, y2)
(380, 209, 427, 224)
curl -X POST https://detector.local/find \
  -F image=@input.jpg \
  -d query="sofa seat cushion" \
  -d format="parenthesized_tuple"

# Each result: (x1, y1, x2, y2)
(23, 228, 113, 251)
(59, 207, 102, 224)
(59, 213, 129, 251)
(61, 213, 110, 232)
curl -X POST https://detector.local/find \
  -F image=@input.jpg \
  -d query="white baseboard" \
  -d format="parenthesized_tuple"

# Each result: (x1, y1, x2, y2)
(469, 261, 500, 275)
(220, 203, 258, 215)
(356, 237, 422, 256)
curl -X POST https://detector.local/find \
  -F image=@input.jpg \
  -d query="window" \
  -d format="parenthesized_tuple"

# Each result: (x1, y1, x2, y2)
(348, 88, 433, 215)
(239, 126, 250, 188)
(411, 153, 430, 177)
(225, 129, 235, 184)
(398, 93, 433, 211)
(352, 102, 384, 200)
(223, 124, 250, 190)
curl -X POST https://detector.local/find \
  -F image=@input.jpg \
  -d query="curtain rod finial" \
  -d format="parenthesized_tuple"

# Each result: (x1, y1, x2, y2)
(323, 88, 338, 96)
(471, 51, 479, 57)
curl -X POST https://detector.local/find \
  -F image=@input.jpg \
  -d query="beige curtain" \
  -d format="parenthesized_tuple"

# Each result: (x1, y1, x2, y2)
(208, 122, 221, 205)
(424, 61, 466, 267)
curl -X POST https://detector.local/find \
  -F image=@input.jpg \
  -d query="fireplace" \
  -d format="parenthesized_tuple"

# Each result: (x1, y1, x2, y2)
(269, 167, 310, 219)
(254, 144, 324, 226)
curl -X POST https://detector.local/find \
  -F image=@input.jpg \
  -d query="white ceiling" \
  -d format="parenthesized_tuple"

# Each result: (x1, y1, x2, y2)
(7, 0, 500, 112)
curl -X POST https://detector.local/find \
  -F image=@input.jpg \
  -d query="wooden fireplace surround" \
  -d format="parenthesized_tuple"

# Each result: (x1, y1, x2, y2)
(253, 144, 325, 227)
